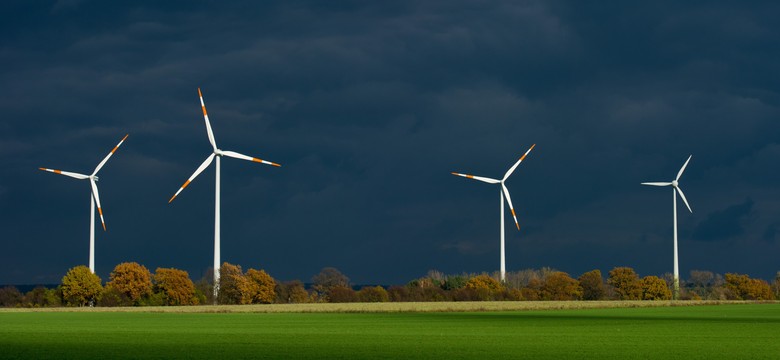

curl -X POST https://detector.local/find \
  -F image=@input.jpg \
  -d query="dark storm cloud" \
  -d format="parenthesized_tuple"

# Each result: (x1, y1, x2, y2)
(692, 198, 755, 242)
(1, 0, 779, 285)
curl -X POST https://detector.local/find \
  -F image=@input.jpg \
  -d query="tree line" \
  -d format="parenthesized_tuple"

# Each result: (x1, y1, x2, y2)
(1, 263, 778, 307)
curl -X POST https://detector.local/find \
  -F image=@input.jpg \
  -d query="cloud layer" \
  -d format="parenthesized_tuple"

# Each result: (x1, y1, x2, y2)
(1, 1, 778, 284)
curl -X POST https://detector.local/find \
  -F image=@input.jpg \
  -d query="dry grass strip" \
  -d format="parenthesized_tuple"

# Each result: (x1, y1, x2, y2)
(2, 300, 776, 313)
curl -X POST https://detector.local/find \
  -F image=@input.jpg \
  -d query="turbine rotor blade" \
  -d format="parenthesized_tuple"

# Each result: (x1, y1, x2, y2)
(93, 134, 129, 176)
(676, 187, 693, 213)
(503, 144, 536, 181)
(169, 153, 215, 203)
(676, 155, 692, 181)
(451, 172, 500, 184)
(222, 150, 281, 167)
(89, 179, 107, 231)
(39, 168, 90, 180)
(641, 182, 673, 186)
(501, 184, 520, 230)
(198, 88, 218, 151)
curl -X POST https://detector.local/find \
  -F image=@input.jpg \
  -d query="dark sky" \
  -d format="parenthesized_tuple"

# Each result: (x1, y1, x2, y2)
(1, 1, 778, 285)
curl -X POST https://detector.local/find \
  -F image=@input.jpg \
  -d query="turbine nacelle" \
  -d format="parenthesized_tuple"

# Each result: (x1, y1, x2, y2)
(451, 143, 536, 232)
(168, 88, 282, 302)
(641, 155, 693, 213)
(39, 133, 129, 238)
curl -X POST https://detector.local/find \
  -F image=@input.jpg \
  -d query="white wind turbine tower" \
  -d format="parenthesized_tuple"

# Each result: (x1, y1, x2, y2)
(641, 155, 693, 299)
(39, 134, 129, 274)
(169, 88, 280, 302)
(452, 144, 535, 282)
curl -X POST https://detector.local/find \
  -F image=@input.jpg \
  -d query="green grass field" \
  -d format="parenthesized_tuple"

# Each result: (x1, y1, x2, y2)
(1, 303, 778, 359)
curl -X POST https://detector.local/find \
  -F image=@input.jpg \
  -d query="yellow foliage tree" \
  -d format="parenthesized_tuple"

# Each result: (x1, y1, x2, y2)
(607, 267, 642, 300)
(578, 269, 606, 300)
(218, 262, 245, 305)
(724, 273, 774, 300)
(465, 275, 505, 300)
(153, 268, 198, 305)
(640, 276, 672, 300)
(245, 268, 276, 304)
(541, 272, 582, 300)
(61, 265, 103, 307)
(106, 262, 152, 304)
(357, 286, 389, 302)
(465, 275, 505, 292)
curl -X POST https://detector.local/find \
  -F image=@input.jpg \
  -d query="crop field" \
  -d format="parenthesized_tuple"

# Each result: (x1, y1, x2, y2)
(1, 302, 778, 359)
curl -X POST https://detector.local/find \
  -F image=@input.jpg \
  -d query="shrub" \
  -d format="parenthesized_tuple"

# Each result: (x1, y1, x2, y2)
(98, 286, 133, 307)
(442, 275, 468, 290)
(0, 286, 23, 307)
(387, 286, 409, 302)
(328, 285, 359, 303)
(357, 286, 389, 302)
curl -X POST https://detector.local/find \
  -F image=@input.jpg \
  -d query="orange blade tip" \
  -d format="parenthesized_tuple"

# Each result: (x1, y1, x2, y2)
(198, 88, 203, 97)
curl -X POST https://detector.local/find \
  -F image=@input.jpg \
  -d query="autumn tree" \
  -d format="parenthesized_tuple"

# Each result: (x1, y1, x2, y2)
(61, 265, 103, 306)
(312, 267, 350, 299)
(106, 262, 153, 304)
(218, 262, 245, 305)
(772, 272, 780, 299)
(245, 268, 276, 304)
(640, 276, 672, 300)
(387, 286, 410, 302)
(357, 286, 389, 302)
(328, 285, 358, 302)
(154, 267, 198, 305)
(465, 275, 505, 301)
(275, 280, 311, 304)
(724, 273, 774, 300)
(520, 278, 543, 301)
(541, 272, 582, 300)
(578, 270, 606, 300)
(607, 267, 642, 300)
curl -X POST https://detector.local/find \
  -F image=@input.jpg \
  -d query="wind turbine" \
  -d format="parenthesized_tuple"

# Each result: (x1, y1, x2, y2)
(451, 144, 535, 282)
(39, 134, 129, 274)
(641, 155, 693, 299)
(168, 88, 280, 302)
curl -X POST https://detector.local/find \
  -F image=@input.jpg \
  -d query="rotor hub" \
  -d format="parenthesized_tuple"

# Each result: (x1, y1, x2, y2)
(672, 180, 678, 187)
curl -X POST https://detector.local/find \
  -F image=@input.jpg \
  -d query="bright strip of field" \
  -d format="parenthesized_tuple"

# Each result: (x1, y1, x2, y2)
(1, 303, 778, 359)
(0, 300, 769, 313)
